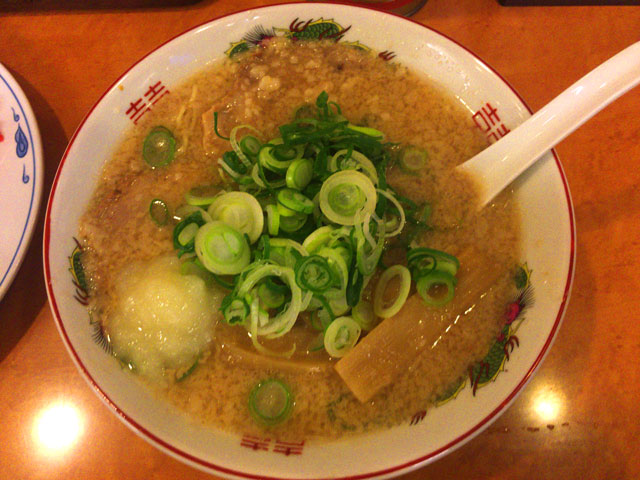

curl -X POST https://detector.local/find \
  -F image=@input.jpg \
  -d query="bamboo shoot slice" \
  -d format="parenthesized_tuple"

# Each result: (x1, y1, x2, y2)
(334, 249, 500, 402)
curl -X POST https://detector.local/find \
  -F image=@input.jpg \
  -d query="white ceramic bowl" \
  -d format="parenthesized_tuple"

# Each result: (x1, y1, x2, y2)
(44, 3, 575, 479)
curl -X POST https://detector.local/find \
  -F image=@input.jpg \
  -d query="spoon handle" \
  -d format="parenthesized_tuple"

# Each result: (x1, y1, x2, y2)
(458, 41, 640, 208)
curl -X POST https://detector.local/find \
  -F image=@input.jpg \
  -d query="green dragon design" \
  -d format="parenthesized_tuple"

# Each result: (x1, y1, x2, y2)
(224, 17, 389, 60)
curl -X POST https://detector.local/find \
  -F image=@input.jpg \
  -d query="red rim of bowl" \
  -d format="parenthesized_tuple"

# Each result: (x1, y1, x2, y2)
(43, 3, 576, 479)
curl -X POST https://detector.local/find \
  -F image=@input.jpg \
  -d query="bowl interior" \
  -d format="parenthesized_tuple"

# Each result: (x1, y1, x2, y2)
(44, 4, 575, 479)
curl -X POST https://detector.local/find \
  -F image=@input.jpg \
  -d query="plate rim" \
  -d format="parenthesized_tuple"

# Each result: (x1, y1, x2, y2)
(0, 61, 44, 302)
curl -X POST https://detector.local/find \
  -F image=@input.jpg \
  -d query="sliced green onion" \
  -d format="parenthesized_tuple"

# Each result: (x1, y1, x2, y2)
(416, 270, 456, 307)
(240, 135, 262, 157)
(143, 126, 176, 168)
(327, 294, 350, 317)
(351, 300, 378, 331)
(302, 225, 336, 253)
(222, 296, 250, 325)
(319, 170, 376, 226)
(173, 204, 212, 223)
(354, 214, 386, 276)
(323, 316, 361, 358)
(248, 296, 297, 358)
(329, 149, 378, 185)
(276, 202, 299, 217)
(408, 247, 459, 277)
(279, 212, 308, 233)
(376, 188, 406, 237)
(295, 255, 335, 293)
(178, 223, 199, 247)
(399, 145, 428, 173)
(285, 158, 314, 190)
(230, 125, 262, 168)
(218, 151, 248, 180)
(264, 204, 280, 236)
(208, 191, 264, 244)
(373, 264, 411, 318)
(277, 188, 314, 215)
(236, 263, 302, 338)
(175, 358, 199, 382)
(248, 379, 292, 426)
(250, 163, 267, 189)
(264, 276, 289, 295)
(317, 246, 349, 291)
(259, 139, 303, 174)
(272, 143, 302, 161)
(257, 281, 286, 309)
(346, 263, 364, 307)
(173, 211, 207, 257)
(213, 111, 230, 140)
(185, 185, 222, 207)
(347, 123, 384, 138)
(268, 238, 308, 269)
(195, 221, 251, 275)
(149, 198, 169, 226)
(309, 305, 332, 331)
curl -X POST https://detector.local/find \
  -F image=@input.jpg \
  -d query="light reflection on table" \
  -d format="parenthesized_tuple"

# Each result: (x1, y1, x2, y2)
(32, 400, 84, 457)
(531, 384, 564, 424)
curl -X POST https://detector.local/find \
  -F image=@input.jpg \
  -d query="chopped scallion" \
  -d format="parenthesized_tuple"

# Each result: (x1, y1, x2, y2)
(416, 270, 456, 307)
(248, 379, 292, 426)
(285, 158, 314, 190)
(149, 198, 169, 226)
(295, 255, 335, 293)
(373, 264, 411, 318)
(319, 170, 376, 226)
(276, 188, 314, 215)
(143, 126, 176, 168)
(194, 221, 251, 275)
(323, 316, 361, 358)
(185, 185, 222, 207)
(399, 145, 428, 173)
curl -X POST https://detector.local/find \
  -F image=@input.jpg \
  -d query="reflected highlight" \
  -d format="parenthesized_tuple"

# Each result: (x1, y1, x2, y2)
(533, 390, 563, 423)
(33, 402, 83, 455)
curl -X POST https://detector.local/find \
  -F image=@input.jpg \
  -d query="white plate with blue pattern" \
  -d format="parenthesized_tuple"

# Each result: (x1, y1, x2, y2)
(0, 62, 43, 302)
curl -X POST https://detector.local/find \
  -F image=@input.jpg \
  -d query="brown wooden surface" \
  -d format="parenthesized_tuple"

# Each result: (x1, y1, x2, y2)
(1, 1, 639, 478)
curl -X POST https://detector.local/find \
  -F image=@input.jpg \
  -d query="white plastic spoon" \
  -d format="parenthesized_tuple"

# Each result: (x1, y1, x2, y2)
(457, 41, 640, 208)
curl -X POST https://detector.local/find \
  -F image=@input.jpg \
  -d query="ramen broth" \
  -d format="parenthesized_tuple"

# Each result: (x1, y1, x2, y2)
(78, 38, 520, 439)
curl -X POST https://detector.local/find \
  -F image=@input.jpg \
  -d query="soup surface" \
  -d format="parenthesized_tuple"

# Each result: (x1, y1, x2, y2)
(78, 38, 520, 439)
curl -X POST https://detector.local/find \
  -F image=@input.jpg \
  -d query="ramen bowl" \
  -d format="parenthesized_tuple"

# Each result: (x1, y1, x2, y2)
(44, 3, 575, 478)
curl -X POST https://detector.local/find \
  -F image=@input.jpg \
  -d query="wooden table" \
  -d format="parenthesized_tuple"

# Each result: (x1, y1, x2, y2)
(1, 1, 639, 478)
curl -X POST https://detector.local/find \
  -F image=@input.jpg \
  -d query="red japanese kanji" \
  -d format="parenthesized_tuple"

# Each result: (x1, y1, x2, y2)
(240, 434, 271, 451)
(472, 102, 501, 132)
(125, 81, 170, 124)
(125, 97, 150, 125)
(488, 123, 511, 143)
(472, 102, 511, 143)
(144, 81, 170, 105)
(273, 439, 305, 456)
